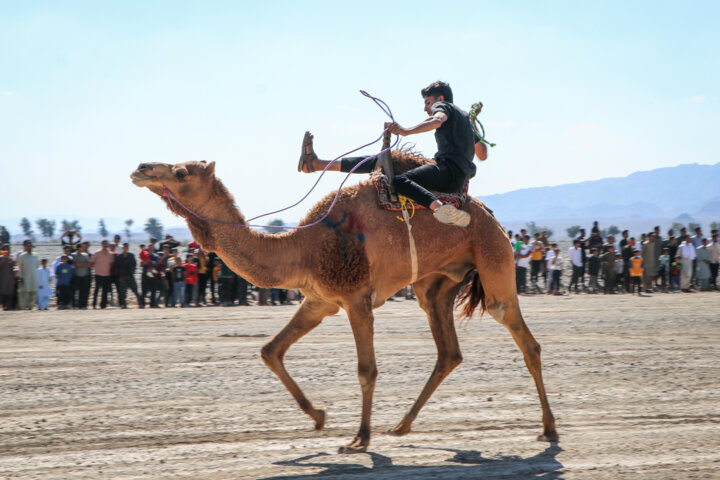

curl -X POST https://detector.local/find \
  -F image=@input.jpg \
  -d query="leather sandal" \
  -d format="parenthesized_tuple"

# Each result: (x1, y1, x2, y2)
(297, 131, 317, 173)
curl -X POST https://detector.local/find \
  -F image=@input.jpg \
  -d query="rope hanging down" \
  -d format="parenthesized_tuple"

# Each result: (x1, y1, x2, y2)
(160, 90, 400, 231)
(396, 195, 419, 283)
(469, 102, 496, 148)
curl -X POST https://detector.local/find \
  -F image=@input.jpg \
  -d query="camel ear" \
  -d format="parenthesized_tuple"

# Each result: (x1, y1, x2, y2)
(205, 161, 216, 176)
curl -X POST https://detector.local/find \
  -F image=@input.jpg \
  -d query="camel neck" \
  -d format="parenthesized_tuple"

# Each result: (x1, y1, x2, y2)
(173, 180, 305, 289)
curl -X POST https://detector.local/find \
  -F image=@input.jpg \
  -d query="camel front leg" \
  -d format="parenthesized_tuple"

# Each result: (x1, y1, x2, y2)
(489, 300, 558, 442)
(389, 275, 463, 436)
(261, 298, 339, 431)
(338, 297, 377, 454)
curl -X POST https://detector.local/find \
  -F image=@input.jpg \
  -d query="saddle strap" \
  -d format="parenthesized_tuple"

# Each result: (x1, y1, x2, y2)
(401, 206, 419, 283)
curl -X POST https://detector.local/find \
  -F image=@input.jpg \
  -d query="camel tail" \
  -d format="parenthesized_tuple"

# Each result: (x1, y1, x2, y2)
(455, 271, 486, 319)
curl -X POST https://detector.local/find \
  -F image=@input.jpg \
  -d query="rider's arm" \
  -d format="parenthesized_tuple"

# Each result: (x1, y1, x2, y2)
(388, 111, 447, 136)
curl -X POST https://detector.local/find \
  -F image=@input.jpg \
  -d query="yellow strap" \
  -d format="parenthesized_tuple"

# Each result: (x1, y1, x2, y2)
(395, 195, 416, 222)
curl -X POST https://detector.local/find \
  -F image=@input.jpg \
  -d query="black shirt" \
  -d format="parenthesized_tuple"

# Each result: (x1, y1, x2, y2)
(172, 265, 186, 283)
(430, 101, 477, 178)
(116, 253, 137, 277)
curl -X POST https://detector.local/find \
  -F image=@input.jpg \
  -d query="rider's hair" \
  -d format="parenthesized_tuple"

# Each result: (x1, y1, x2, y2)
(421, 81, 453, 103)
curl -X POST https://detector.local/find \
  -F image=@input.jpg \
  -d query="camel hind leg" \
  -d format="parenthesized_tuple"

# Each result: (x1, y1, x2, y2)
(486, 295, 558, 441)
(388, 274, 464, 436)
(260, 298, 339, 431)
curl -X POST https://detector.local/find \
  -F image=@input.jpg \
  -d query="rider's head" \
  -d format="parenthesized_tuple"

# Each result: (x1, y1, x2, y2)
(421, 81, 453, 115)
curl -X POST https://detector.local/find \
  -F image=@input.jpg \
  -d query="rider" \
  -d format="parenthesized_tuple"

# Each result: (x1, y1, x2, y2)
(297, 81, 488, 227)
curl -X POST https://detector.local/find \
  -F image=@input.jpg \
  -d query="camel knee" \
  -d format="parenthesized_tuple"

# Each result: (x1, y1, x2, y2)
(260, 342, 282, 369)
(449, 352, 463, 369)
(357, 364, 378, 388)
(438, 351, 463, 371)
(487, 301, 508, 325)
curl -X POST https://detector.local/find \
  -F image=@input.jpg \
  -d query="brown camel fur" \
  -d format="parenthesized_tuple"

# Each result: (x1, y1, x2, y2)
(130, 153, 558, 453)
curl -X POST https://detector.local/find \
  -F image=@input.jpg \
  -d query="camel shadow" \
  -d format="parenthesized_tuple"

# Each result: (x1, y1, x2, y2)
(262, 442, 563, 479)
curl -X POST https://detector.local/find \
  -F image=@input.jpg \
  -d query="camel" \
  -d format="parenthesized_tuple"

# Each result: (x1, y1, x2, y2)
(130, 153, 558, 453)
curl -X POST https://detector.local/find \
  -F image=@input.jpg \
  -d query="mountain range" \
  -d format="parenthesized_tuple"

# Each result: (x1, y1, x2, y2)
(476, 162, 720, 223)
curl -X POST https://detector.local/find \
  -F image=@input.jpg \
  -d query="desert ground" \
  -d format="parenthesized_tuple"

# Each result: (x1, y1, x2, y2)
(1, 292, 718, 479)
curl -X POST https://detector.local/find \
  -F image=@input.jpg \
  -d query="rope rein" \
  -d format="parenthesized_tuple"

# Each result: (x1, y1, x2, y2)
(159, 90, 399, 231)
(469, 102, 496, 148)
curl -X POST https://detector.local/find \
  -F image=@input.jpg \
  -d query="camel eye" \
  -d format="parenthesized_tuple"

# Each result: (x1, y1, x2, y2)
(175, 169, 187, 179)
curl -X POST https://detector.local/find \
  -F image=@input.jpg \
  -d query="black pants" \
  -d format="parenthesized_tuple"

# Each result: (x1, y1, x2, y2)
(209, 275, 217, 303)
(569, 265, 583, 292)
(530, 260, 542, 284)
(198, 273, 208, 304)
(219, 278, 232, 304)
(711, 263, 719, 289)
(92, 275, 111, 308)
(142, 275, 159, 307)
(1, 294, 12, 310)
(341, 156, 467, 208)
(73, 275, 91, 308)
(118, 275, 143, 307)
(57, 284, 72, 307)
(237, 276, 249, 305)
(516, 266, 527, 293)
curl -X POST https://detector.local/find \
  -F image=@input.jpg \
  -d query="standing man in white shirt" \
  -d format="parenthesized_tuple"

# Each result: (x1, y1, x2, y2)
(568, 240, 584, 294)
(515, 235, 532, 294)
(679, 234, 696, 292)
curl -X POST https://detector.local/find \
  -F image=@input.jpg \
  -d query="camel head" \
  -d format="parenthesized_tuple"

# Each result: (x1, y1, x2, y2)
(131, 160, 216, 205)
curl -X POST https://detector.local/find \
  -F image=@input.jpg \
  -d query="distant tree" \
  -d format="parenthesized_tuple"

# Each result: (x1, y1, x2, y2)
(98, 219, 109, 238)
(20, 217, 35, 241)
(264, 218, 287, 234)
(710, 221, 719, 233)
(61, 219, 82, 233)
(124, 219, 134, 241)
(144, 217, 163, 239)
(566, 225, 581, 239)
(602, 225, 620, 237)
(526, 221, 553, 238)
(35, 218, 56, 241)
(688, 222, 701, 233)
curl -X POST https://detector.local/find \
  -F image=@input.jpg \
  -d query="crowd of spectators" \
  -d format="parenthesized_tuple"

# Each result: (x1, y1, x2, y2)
(0, 231, 299, 311)
(2, 222, 718, 312)
(511, 223, 719, 296)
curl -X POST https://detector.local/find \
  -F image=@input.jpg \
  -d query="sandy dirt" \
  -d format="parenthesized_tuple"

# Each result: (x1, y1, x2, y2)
(1, 293, 719, 479)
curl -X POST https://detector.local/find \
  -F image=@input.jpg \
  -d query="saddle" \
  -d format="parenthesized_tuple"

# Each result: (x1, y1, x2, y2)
(372, 174, 469, 212)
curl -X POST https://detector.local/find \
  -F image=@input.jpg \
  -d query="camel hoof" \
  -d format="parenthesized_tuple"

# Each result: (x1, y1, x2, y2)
(537, 431, 559, 442)
(337, 444, 367, 454)
(312, 407, 326, 431)
(386, 425, 411, 436)
(338, 435, 368, 454)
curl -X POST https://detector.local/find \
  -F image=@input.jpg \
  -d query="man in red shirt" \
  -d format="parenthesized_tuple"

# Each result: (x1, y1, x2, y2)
(184, 254, 199, 307)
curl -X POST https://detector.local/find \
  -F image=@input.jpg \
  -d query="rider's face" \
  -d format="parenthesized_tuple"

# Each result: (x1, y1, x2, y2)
(423, 95, 444, 116)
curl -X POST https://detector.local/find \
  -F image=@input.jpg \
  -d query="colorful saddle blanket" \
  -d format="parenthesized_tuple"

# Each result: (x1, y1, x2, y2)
(372, 174, 470, 212)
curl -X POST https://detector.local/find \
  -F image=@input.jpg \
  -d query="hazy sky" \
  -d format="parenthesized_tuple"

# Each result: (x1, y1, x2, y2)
(1, 1, 718, 232)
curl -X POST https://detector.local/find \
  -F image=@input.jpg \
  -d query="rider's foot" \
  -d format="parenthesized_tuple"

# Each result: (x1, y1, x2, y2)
(433, 204, 471, 227)
(298, 131, 318, 173)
